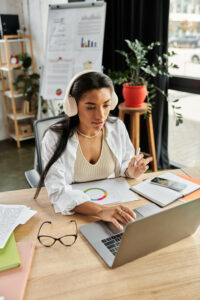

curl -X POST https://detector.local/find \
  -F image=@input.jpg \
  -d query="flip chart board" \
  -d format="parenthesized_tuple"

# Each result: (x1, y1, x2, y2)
(41, 1, 106, 100)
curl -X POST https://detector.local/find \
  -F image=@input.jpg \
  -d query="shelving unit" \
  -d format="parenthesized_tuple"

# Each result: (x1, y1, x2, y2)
(0, 35, 35, 147)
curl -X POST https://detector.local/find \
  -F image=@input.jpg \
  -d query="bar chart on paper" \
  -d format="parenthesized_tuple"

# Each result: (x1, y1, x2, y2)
(81, 37, 97, 48)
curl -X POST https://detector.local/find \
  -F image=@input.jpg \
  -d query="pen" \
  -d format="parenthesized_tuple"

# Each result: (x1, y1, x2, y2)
(134, 147, 141, 167)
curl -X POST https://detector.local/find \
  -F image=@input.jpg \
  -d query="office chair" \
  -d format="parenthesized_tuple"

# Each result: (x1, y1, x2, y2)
(25, 115, 64, 188)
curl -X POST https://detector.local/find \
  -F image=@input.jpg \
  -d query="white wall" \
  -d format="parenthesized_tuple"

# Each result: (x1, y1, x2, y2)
(22, 0, 69, 70)
(0, 0, 70, 140)
(22, 0, 43, 70)
(22, 0, 69, 117)
(0, 0, 24, 140)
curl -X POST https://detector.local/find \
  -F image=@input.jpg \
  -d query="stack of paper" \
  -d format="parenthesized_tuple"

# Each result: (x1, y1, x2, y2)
(0, 204, 37, 249)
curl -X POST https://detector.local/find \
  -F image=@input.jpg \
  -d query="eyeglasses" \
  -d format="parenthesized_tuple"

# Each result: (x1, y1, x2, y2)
(37, 220, 78, 247)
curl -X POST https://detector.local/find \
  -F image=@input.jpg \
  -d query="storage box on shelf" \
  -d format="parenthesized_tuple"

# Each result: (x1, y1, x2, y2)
(0, 35, 35, 147)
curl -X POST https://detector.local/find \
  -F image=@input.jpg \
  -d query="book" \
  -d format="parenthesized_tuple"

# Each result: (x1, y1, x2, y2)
(0, 241, 35, 300)
(130, 172, 200, 207)
(0, 232, 20, 272)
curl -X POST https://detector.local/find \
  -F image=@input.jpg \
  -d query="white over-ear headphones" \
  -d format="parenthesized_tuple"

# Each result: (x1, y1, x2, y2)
(63, 70, 118, 117)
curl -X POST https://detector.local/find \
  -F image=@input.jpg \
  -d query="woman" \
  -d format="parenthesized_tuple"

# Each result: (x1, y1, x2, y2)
(35, 70, 152, 230)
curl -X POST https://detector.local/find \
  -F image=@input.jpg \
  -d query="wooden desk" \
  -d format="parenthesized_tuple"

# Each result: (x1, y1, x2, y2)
(0, 167, 200, 300)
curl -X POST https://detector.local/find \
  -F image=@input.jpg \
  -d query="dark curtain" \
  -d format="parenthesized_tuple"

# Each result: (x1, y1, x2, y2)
(102, 0, 170, 169)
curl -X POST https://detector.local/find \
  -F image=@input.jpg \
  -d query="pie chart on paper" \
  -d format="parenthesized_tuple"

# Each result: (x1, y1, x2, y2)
(56, 88, 62, 96)
(83, 187, 108, 201)
(72, 178, 138, 205)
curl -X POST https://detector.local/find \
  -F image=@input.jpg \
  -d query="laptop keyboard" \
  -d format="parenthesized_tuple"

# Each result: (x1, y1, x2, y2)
(102, 233, 123, 256)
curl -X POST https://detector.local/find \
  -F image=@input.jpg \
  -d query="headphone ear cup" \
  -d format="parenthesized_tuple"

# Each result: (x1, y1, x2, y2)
(64, 96, 78, 117)
(63, 70, 98, 117)
(111, 91, 118, 110)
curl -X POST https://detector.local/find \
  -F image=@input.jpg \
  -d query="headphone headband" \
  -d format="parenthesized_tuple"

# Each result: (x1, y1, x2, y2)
(63, 70, 118, 116)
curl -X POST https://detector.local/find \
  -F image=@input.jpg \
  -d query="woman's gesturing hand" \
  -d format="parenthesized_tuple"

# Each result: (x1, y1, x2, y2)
(126, 153, 153, 179)
(98, 204, 136, 231)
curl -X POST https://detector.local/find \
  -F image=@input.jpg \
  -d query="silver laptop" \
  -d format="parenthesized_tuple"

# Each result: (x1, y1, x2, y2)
(79, 198, 200, 268)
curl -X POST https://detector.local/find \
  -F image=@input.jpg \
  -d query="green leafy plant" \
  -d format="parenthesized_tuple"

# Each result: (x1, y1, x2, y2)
(13, 53, 40, 112)
(108, 39, 183, 126)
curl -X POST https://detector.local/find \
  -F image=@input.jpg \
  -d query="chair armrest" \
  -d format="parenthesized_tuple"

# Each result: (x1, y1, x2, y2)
(25, 169, 40, 188)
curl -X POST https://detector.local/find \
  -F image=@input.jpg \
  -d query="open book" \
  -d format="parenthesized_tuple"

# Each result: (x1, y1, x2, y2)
(130, 172, 200, 207)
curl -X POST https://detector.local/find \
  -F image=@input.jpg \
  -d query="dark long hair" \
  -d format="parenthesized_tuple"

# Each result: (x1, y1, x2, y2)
(34, 72, 114, 199)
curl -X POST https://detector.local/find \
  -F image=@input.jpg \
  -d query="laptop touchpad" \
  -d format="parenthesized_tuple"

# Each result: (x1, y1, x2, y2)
(134, 203, 162, 217)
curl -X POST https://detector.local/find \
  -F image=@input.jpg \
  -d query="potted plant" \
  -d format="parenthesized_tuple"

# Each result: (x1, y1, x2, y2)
(108, 39, 182, 125)
(13, 53, 40, 114)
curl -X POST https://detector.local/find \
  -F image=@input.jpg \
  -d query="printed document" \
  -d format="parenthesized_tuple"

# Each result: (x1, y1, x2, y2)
(0, 205, 37, 249)
(72, 177, 138, 205)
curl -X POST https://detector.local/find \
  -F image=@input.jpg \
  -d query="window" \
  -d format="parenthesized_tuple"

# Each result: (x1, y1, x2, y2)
(168, 90, 200, 167)
(169, 0, 200, 78)
(168, 0, 200, 168)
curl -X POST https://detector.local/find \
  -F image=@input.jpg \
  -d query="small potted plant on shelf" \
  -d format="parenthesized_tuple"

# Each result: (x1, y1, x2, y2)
(13, 52, 40, 114)
(108, 39, 182, 125)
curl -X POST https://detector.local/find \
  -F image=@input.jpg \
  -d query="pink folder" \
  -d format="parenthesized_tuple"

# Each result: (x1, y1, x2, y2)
(0, 242, 35, 300)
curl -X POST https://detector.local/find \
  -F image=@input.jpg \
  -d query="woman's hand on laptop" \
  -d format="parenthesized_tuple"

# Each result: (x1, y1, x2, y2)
(98, 205, 136, 231)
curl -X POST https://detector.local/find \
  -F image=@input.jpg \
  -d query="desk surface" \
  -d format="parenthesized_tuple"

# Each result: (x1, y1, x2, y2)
(0, 167, 200, 300)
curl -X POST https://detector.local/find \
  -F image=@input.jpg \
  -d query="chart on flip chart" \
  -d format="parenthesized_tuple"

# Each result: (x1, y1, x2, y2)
(41, 2, 106, 100)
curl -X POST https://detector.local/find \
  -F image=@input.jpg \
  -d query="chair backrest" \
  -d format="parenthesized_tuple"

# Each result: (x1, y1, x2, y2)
(34, 116, 64, 174)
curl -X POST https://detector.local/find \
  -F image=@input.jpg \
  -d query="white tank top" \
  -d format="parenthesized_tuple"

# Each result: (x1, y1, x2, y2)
(74, 128, 116, 182)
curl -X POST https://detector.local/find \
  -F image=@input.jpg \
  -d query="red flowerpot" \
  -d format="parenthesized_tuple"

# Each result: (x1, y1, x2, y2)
(122, 83, 147, 107)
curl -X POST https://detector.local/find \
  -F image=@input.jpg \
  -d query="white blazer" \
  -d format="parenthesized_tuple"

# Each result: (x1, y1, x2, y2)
(41, 117, 135, 215)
